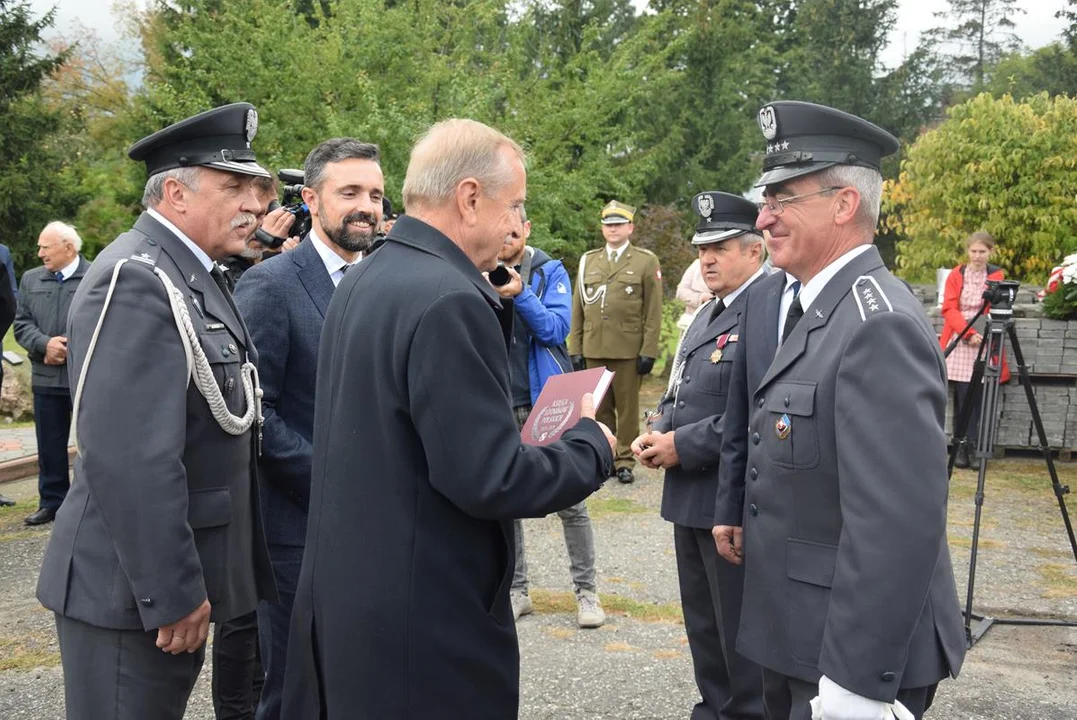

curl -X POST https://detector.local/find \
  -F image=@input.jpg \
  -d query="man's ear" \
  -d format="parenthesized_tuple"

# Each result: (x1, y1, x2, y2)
(301, 186, 320, 217)
(833, 187, 861, 227)
(162, 176, 192, 214)
(455, 178, 481, 226)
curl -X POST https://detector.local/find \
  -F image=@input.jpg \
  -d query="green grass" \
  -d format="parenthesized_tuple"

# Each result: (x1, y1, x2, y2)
(587, 496, 648, 518)
(530, 588, 684, 624)
(948, 458, 1077, 502)
(1037, 563, 1077, 599)
(0, 636, 60, 671)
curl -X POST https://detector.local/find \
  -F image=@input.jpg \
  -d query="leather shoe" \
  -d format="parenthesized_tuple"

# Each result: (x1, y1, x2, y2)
(0, 494, 15, 507)
(954, 442, 971, 469)
(616, 467, 634, 484)
(24, 507, 57, 526)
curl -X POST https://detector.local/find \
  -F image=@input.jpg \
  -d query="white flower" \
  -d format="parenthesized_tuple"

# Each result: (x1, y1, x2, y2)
(1064, 264, 1077, 284)
(1063, 253, 1077, 266)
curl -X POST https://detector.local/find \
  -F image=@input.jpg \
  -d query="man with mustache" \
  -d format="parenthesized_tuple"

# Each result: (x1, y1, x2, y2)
(233, 137, 384, 720)
(36, 103, 277, 720)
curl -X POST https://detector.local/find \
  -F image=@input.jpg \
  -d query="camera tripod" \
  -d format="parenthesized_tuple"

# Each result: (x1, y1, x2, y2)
(944, 285, 1077, 648)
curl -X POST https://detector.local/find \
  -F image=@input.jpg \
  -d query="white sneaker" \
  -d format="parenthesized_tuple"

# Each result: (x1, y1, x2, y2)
(511, 591, 533, 621)
(576, 590, 605, 628)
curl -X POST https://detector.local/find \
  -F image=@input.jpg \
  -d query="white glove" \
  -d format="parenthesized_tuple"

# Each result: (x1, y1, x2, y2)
(808, 675, 914, 720)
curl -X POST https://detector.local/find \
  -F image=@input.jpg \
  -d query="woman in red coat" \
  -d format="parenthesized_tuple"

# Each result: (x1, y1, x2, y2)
(940, 231, 1010, 468)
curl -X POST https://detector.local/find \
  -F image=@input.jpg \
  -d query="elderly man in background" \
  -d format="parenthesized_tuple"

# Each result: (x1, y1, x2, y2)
(282, 118, 616, 719)
(15, 221, 89, 526)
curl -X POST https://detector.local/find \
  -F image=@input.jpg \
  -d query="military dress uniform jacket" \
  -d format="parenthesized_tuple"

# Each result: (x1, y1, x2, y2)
(37, 213, 277, 632)
(714, 269, 785, 527)
(733, 246, 965, 702)
(568, 244, 662, 360)
(653, 275, 762, 530)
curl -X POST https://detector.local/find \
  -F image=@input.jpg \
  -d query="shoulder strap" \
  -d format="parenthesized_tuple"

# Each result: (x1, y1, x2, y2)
(518, 246, 535, 286)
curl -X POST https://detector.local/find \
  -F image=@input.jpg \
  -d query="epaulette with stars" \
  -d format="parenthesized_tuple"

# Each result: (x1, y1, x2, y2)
(852, 275, 893, 321)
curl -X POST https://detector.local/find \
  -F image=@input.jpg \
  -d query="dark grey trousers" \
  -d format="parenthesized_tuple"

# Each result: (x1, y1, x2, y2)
(675, 525, 764, 720)
(55, 613, 205, 720)
(761, 666, 937, 720)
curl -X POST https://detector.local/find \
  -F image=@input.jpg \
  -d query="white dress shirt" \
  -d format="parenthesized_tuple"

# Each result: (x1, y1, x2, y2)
(56, 255, 81, 281)
(778, 245, 873, 345)
(309, 227, 361, 287)
(147, 208, 213, 272)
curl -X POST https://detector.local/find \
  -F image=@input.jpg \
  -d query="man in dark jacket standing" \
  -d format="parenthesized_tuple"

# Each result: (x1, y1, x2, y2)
(282, 118, 615, 719)
(15, 221, 88, 525)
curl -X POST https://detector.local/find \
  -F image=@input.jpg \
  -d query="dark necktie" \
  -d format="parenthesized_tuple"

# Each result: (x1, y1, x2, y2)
(782, 281, 803, 343)
(210, 265, 245, 324)
(54, 271, 65, 284)
(708, 298, 726, 324)
(340, 263, 353, 275)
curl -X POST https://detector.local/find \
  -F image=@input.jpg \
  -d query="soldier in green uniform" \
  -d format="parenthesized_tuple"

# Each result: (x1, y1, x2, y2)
(569, 200, 663, 483)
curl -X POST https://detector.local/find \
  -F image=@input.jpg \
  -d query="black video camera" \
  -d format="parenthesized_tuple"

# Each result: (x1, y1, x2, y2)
(982, 279, 1019, 309)
(254, 168, 312, 249)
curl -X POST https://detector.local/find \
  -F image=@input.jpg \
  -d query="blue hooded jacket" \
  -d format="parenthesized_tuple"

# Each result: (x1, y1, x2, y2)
(514, 247, 573, 405)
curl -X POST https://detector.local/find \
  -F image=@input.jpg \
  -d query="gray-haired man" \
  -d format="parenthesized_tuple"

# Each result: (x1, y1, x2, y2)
(16, 221, 88, 526)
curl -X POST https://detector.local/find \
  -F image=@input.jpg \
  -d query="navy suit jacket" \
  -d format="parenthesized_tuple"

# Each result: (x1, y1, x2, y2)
(235, 237, 335, 547)
(714, 269, 784, 527)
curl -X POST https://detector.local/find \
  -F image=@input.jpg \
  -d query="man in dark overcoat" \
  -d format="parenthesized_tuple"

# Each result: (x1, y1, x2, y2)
(282, 118, 615, 719)
(36, 103, 277, 720)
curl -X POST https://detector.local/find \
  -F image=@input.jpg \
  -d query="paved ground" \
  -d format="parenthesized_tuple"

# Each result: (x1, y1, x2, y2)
(1, 420, 1077, 718)
(0, 427, 42, 464)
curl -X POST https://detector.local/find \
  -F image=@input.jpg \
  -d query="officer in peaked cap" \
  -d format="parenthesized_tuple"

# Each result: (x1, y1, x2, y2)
(754, 100, 899, 187)
(633, 191, 766, 719)
(717, 101, 966, 720)
(127, 102, 271, 179)
(38, 103, 277, 720)
(569, 199, 663, 484)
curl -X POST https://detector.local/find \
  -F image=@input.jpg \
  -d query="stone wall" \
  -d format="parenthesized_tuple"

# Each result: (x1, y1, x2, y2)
(913, 284, 1077, 454)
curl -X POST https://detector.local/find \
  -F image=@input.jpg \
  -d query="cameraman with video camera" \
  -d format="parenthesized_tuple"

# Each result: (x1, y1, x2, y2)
(233, 138, 385, 720)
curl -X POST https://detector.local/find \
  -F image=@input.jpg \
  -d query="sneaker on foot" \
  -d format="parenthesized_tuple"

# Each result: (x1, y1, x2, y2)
(511, 591, 533, 621)
(576, 590, 605, 628)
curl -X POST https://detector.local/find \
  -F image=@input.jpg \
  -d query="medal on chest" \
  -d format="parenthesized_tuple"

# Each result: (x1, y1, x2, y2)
(710, 333, 738, 364)
(775, 413, 792, 440)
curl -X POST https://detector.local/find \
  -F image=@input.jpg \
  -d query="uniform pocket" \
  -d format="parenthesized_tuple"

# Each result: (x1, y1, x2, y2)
(763, 381, 819, 469)
(188, 488, 232, 604)
(785, 538, 836, 664)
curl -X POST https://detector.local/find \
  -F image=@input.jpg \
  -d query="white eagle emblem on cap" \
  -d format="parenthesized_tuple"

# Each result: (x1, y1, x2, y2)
(697, 194, 714, 219)
(245, 109, 258, 147)
(759, 106, 777, 141)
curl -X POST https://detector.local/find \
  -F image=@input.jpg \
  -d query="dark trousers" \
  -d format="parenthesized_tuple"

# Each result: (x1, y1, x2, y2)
(213, 610, 264, 719)
(55, 613, 205, 720)
(34, 389, 73, 510)
(951, 380, 983, 446)
(761, 667, 937, 720)
(256, 543, 304, 720)
(675, 525, 764, 720)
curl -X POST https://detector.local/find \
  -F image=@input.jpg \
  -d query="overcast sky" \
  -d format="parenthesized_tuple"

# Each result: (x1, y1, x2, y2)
(29, 0, 1071, 71)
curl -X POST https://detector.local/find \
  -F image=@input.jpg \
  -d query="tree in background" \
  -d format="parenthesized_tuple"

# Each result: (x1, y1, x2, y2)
(0, 0, 84, 271)
(988, 42, 1077, 100)
(885, 93, 1077, 282)
(924, 0, 1025, 94)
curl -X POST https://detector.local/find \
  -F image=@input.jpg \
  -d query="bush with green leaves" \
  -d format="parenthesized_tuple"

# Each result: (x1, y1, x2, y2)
(885, 93, 1077, 283)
